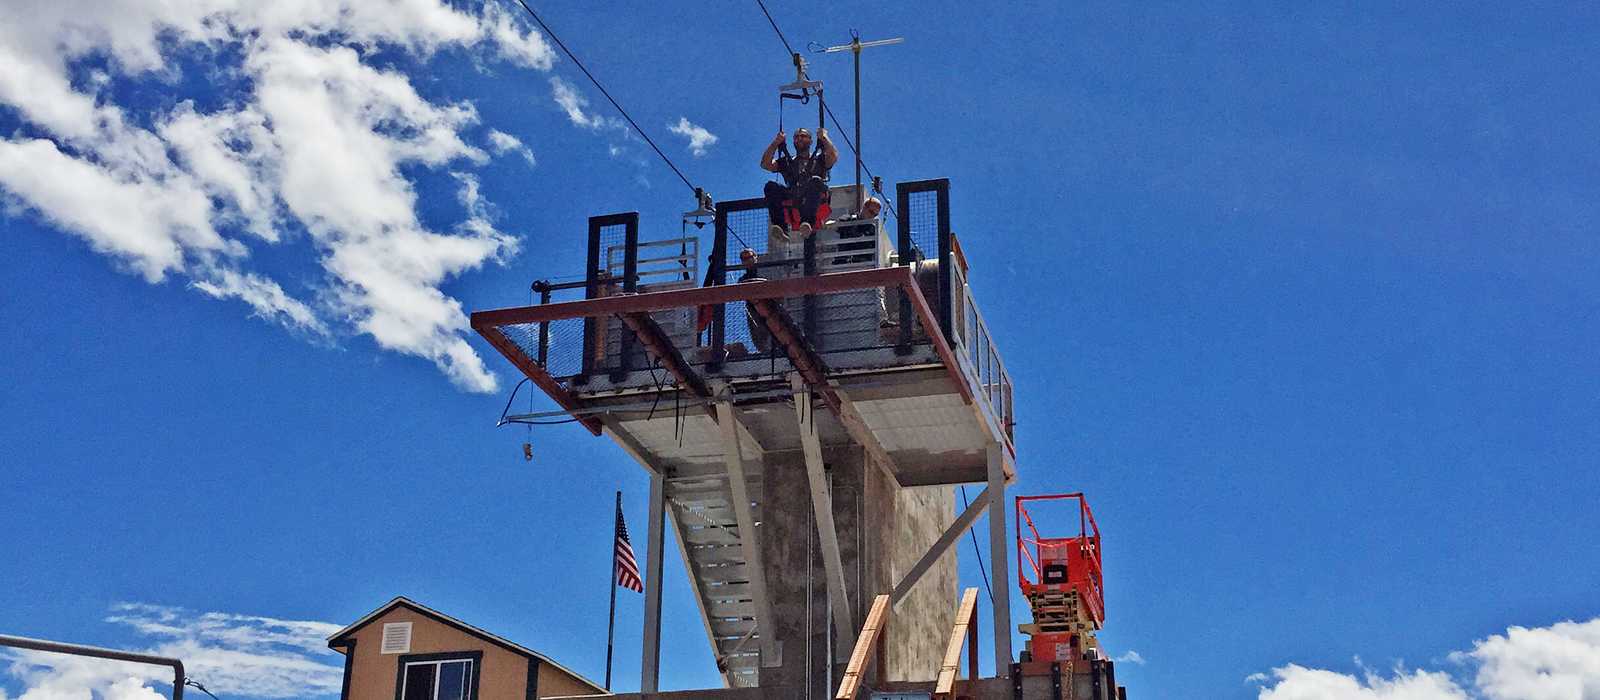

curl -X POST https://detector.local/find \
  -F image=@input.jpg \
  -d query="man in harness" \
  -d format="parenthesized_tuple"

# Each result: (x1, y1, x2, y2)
(760, 127, 838, 247)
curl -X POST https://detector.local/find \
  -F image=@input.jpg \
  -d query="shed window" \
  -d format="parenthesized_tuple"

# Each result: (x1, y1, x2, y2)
(402, 658, 473, 700)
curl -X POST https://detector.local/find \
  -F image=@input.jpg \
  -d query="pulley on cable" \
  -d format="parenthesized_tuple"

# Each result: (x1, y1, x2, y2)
(776, 51, 825, 159)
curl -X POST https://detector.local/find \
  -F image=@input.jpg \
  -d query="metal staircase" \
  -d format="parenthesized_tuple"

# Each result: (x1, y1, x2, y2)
(666, 469, 766, 688)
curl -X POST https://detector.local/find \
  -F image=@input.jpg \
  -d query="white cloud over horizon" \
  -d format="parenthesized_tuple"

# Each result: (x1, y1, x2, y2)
(1253, 617, 1600, 700)
(668, 117, 718, 157)
(1, 602, 343, 700)
(0, 0, 563, 392)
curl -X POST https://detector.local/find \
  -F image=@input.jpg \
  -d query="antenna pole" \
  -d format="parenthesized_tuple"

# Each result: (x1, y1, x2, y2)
(853, 35, 862, 211)
(821, 35, 903, 214)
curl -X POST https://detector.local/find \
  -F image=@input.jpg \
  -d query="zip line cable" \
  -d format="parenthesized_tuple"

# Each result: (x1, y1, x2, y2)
(960, 485, 997, 605)
(751, 1, 900, 222)
(819, 99, 898, 221)
(507, 0, 697, 196)
(754, 0, 798, 57)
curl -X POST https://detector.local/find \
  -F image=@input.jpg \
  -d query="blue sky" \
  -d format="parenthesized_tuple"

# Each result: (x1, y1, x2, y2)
(3, 3, 1599, 699)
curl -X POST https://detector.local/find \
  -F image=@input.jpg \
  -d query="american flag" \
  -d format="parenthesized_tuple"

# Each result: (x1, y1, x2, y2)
(613, 507, 644, 593)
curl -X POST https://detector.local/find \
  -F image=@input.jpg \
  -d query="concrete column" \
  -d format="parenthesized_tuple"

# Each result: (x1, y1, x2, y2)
(986, 442, 1014, 675)
(640, 471, 665, 692)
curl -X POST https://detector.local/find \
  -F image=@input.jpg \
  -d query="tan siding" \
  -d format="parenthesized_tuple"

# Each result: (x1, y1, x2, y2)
(343, 608, 530, 700)
(535, 664, 602, 698)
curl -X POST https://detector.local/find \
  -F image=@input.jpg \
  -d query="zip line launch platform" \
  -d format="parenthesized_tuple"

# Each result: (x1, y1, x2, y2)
(472, 181, 1128, 699)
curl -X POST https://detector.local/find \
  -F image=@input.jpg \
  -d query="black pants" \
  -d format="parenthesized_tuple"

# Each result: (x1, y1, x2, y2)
(764, 178, 827, 228)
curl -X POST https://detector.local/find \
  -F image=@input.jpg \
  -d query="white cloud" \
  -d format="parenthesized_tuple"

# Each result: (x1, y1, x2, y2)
(2, 602, 343, 700)
(668, 117, 718, 157)
(480, 1, 557, 70)
(1252, 616, 1600, 700)
(1459, 618, 1600, 700)
(189, 268, 328, 335)
(0, 137, 227, 283)
(549, 76, 604, 129)
(487, 129, 536, 166)
(1114, 650, 1146, 665)
(1255, 665, 1470, 700)
(0, 0, 562, 392)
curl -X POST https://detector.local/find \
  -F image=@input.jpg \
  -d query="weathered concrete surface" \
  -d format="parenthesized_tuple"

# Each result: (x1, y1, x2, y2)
(885, 482, 957, 681)
(582, 672, 1127, 700)
(750, 441, 958, 697)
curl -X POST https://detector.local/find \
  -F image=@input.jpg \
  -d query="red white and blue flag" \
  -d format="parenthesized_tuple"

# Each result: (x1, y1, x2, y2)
(614, 507, 644, 593)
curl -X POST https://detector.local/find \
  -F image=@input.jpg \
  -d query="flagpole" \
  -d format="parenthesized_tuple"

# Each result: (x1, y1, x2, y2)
(605, 490, 620, 691)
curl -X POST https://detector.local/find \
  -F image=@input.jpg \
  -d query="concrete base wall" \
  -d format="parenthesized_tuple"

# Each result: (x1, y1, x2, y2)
(754, 445, 958, 697)
(885, 483, 957, 681)
(578, 672, 1129, 700)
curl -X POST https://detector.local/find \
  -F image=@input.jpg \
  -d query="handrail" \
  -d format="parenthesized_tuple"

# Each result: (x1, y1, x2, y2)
(835, 594, 891, 700)
(948, 261, 1015, 449)
(0, 634, 185, 700)
(933, 588, 980, 699)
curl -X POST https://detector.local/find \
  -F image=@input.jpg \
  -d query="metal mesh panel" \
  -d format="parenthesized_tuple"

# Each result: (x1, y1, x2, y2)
(903, 189, 941, 266)
(588, 219, 631, 376)
(720, 201, 785, 359)
(895, 179, 952, 349)
(544, 318, 588, 379)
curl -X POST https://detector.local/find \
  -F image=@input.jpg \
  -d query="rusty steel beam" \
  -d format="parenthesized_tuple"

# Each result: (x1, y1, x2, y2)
(479, 325, 602, 436)
(471, 265, 978, 445)
(619, 311, 710, 398)
(472, 268, 912, 327)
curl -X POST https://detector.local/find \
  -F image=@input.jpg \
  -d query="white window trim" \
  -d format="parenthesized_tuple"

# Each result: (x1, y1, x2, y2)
(400, 658, 475, 700)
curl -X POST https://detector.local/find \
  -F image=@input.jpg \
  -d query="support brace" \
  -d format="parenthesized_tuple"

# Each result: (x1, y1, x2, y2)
(890, 485, 991, 606)
(792, 374, 857, 660)
(715, 400, 781, 666)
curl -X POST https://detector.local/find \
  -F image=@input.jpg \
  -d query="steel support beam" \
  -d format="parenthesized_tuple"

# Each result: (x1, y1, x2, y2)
(830, 382, 902, 486)
(640, 471, 666, 692)
(792, 374, 857, 660)
(890, 485, 991, 606)
(986, 442, 1014, 674)
(714, 400, 781, 666)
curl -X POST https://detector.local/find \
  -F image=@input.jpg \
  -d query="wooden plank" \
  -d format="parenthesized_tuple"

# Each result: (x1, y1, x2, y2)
(836, 594, 891, 700)
(934, 588, 980, 698)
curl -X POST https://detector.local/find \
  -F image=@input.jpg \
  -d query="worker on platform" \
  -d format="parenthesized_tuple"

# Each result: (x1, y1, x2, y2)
(760, 127, 837, 247)
(738, 247, 772, 354)
(854, 196, 882, 221)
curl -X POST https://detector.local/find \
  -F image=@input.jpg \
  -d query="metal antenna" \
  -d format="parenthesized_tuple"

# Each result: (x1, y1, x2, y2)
(820, 33, 904, 212)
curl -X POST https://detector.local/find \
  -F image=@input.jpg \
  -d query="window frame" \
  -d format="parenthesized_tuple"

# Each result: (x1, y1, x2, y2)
(394, 651, 483, 700)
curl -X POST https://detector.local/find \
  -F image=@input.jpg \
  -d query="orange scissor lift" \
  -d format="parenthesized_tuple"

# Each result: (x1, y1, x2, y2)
(1016, 493, 1105, 672)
